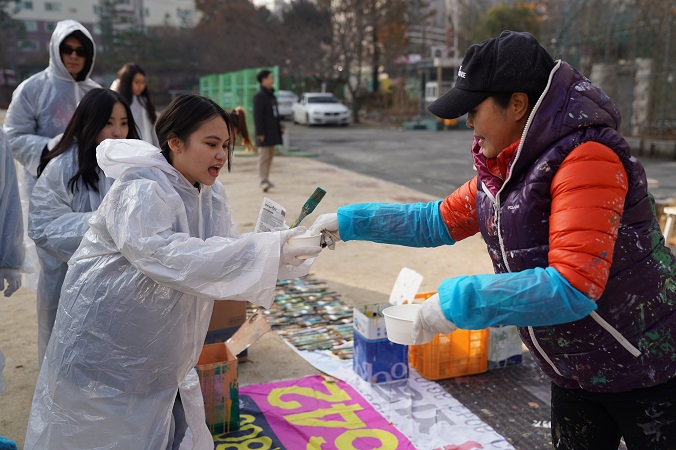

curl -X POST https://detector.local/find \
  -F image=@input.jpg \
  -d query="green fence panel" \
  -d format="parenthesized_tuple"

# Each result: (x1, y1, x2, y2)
(199, 66, 279, 141)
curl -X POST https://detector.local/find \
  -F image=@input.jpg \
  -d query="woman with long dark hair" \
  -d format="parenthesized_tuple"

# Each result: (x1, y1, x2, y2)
(28, 88, 140, 365)
(111, 62, 159, 146)
(25, 94, 321, 449)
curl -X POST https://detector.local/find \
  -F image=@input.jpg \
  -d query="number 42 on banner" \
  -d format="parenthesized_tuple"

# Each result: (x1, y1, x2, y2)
(269, 379, 401, 450)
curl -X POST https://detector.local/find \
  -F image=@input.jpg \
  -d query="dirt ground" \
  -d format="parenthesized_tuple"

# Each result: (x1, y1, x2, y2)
(0, 153, 494, 446)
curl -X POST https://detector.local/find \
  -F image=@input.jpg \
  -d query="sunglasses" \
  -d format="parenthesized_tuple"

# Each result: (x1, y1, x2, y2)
(59, 44, 86, 57)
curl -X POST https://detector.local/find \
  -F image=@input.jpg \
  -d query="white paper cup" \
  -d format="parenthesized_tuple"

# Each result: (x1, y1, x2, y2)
(383, 304, 427, 346)
(287, 233, 322, 259)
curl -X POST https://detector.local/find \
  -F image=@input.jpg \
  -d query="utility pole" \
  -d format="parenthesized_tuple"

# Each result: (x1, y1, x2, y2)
(137, 0, 145, 31)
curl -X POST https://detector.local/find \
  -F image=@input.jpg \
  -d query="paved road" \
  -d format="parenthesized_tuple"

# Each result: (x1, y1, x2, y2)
(286, 121, 676, 203)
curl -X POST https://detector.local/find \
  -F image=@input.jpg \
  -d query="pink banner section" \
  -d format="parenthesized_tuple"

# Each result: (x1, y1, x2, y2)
(239, 375, 416, 449)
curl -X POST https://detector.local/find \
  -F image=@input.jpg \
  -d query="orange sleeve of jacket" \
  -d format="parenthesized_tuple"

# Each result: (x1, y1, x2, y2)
(439, 176, 480, 242)
(549, 142, 628, 300)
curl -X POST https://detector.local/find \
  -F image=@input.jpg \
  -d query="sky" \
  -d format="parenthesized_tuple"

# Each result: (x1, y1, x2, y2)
(252, 0, 280, 9)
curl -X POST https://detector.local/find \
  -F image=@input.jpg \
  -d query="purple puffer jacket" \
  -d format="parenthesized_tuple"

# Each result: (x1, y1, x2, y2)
(474, 61, 676, 393)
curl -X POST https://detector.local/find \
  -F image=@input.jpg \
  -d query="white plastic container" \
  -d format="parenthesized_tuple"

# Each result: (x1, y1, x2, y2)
(382, 304, 427, 346)
(287, 233, 322, 259)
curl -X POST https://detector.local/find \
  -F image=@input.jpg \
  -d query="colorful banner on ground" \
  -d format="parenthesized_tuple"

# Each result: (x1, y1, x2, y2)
(293, 348, 515, 450)
(212, 375, 415, 449)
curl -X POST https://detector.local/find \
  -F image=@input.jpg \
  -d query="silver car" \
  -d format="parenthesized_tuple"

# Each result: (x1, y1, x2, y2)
(292, 93, 350, 126)
(276, 90, 297, 120)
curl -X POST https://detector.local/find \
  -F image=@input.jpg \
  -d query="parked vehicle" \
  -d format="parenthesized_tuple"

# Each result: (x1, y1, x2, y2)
(292, 93, 350, 126)
(276, 90, 297, 120)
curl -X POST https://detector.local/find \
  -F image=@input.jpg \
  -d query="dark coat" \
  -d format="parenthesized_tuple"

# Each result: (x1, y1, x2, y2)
(253, 87, 283, 147)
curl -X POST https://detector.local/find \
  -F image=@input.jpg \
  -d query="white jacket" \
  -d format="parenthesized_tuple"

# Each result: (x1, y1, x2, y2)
(25, 139, 294, 449)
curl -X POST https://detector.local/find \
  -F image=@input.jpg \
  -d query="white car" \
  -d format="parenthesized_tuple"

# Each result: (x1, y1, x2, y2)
(276, 90, 297, 120)
(292, 93, 350, 126)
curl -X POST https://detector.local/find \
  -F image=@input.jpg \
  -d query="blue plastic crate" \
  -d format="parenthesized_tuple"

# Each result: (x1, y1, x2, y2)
(353, 330, 409, 383)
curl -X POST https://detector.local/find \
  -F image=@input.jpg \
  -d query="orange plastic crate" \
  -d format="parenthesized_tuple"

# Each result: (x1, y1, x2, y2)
(409, 292, 488, 380)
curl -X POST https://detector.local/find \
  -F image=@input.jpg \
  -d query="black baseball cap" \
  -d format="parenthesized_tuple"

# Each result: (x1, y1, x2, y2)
(428, 31, 555, 119)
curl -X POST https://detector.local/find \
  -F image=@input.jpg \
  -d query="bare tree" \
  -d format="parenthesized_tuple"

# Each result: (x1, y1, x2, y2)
(280, 0, 333, 92)
(331, 0, 370, 122)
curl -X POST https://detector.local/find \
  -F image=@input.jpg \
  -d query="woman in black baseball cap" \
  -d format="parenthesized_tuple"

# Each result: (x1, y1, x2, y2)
(311, 30, 676, 449)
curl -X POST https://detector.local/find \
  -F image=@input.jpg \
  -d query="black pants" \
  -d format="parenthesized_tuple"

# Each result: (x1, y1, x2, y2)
(167, 393, 188, 450)
(551, 377, 676, 449)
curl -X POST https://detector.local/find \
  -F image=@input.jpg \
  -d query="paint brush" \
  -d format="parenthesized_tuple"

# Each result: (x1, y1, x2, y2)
(290, 187, 326, 228)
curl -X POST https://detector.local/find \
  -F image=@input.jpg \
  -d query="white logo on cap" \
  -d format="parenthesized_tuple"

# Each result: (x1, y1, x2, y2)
(458, 65, 466, 78)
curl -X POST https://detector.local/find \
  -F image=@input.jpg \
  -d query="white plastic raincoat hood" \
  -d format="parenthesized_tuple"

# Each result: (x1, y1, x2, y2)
(4, 19, 99, 179)
(25, 139, 289, 449)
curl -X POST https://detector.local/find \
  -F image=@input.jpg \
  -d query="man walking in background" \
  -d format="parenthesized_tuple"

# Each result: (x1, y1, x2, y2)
(253, 69, 283, 192)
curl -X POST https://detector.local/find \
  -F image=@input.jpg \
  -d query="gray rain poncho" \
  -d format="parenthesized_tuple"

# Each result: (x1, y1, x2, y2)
(130, 95, 160, 146)
(0, 129, 23, 395)
(3, 19, 99, 291)
(25, 139, 303, 449)
(28, 145, 114, 364)
(0, 130, 22, 276)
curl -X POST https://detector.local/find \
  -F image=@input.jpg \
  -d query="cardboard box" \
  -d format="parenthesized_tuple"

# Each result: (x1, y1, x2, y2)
(205, 300, 248, 360)
(353, 304, 409, 383)
(197, 312, 271, 434)
(196, 342, 239, 434)
(487, 325, 523, 369)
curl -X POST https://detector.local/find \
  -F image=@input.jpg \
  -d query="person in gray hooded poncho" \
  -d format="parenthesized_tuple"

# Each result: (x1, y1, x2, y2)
(3, 19, 99, 292)
(25, 95, 321, 449)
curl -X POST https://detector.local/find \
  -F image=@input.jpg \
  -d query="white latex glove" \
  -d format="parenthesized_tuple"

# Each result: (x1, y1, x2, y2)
(0, 268, 21, 297)
(412, 293, 456, 345)
(309, 213, 340, 250)
(278, 258, 314, 280)
(279, 227, 322, 267)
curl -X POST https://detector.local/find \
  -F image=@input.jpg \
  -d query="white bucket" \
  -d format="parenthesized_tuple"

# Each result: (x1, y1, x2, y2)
(382, 304, 425, 346)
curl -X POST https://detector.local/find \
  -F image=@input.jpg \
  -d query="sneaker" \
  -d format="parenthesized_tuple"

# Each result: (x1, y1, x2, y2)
(261, 181, 272, 192)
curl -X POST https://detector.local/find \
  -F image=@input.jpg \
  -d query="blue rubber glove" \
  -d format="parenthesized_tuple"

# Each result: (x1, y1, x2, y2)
(337, 201, 455, 247)
(438, 266, 598, 329)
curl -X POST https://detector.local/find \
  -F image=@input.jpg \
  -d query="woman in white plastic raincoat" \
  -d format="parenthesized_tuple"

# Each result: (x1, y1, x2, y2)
(111, 62, 160, 146)
(3, 19, 99, 292)
(28, 88, 140, 365)
(25, 94, 321, 449)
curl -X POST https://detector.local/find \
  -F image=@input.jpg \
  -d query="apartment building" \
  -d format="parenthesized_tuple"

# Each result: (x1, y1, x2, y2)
(8, 0, 198, 61)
